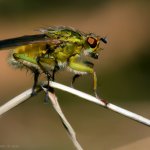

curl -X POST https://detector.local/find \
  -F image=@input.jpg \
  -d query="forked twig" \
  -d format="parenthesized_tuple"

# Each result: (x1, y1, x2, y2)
(0, 81, 149, 150)
(42, 86, 83, 150)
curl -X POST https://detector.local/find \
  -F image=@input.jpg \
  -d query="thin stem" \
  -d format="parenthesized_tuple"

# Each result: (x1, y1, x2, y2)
(42, 86, 83, 150)
(0, 81, 149, 127)
(0, 86, 41, 116)
(49, 81, 150, 126)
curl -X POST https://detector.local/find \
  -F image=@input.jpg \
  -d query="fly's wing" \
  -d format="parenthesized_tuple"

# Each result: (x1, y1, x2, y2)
(39, 26, 84, 44)
(0, 34, 47, 50)
(0, 26, 84, 50)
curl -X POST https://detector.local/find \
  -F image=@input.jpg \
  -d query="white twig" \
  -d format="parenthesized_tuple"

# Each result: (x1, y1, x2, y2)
(42, 87, 83, 150)
(49, 81, 150, 126)
(0, 88, 32, 115)
(0, 87, 41, 116)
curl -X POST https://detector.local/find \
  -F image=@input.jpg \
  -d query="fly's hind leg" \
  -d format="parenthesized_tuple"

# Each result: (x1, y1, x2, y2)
(13, 53, 40, 96)
(31, 68, 40, 96)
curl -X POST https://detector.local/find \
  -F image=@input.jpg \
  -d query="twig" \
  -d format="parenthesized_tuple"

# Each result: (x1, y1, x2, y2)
(1, 31, 149, 149)
(0, 81, 150, 126)
(49, 81, 150, 127)
(0, 81, 149, 150)
(0, 86, 42, 115)
(42, 87, 83, 150)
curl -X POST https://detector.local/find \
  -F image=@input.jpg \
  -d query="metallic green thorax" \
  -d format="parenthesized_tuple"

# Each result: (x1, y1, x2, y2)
(9, 26, 107, 96)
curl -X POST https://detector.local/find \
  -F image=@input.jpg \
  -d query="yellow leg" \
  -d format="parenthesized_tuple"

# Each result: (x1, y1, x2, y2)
(69, 54, 98, 97)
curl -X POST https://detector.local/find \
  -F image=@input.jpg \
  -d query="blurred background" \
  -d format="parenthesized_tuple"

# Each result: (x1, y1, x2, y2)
(0, 0, 150, 149)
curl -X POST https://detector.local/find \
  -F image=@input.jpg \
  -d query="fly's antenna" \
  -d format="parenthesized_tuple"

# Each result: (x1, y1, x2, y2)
(100, 37, 107, 44)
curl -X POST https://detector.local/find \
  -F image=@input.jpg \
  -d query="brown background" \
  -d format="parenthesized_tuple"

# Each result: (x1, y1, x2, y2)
(0, 0, 150, 149)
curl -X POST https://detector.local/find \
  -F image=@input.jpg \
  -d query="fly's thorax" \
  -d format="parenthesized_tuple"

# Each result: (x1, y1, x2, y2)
(64, 42, 83, 55)
(40, 26, 84, 44)
(53, 41, 83, 61)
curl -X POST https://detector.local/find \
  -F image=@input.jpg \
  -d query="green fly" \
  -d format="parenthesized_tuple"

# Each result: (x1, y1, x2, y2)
(0, 26, 107, 101)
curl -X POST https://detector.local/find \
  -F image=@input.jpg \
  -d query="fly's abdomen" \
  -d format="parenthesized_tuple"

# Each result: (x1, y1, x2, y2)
(9, 43, 47, 69)
(14, 43, 47, 58)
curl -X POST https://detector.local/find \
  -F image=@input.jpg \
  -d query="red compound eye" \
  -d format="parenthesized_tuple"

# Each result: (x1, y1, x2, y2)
(87, 37, 97, 48)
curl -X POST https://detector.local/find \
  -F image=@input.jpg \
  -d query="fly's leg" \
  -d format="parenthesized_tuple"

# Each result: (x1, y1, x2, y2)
(45, 66, 58, 93)
(36, 56, 56, 103)
(45, 66, 58, 96)
(71, 74, 80, 88)
(92, 67, 108, 105)
(31, 69, 40, 96)
(68, 54, 108, 105)
(13, 53, 40, 96)
(71, 61, 94, 88)
(69, 54, 96, 92)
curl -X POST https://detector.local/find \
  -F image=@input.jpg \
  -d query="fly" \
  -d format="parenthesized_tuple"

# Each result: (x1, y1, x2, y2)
(0, 26, 107, 101)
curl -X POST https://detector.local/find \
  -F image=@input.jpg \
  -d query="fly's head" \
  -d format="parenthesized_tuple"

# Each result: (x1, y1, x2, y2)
(84, 33, 107, 59)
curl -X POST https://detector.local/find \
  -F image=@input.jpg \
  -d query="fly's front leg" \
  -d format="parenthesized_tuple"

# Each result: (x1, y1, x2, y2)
(69, 55, 108, 105)
(71, 61, 94, 88)
(69, 54, 98, 97)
